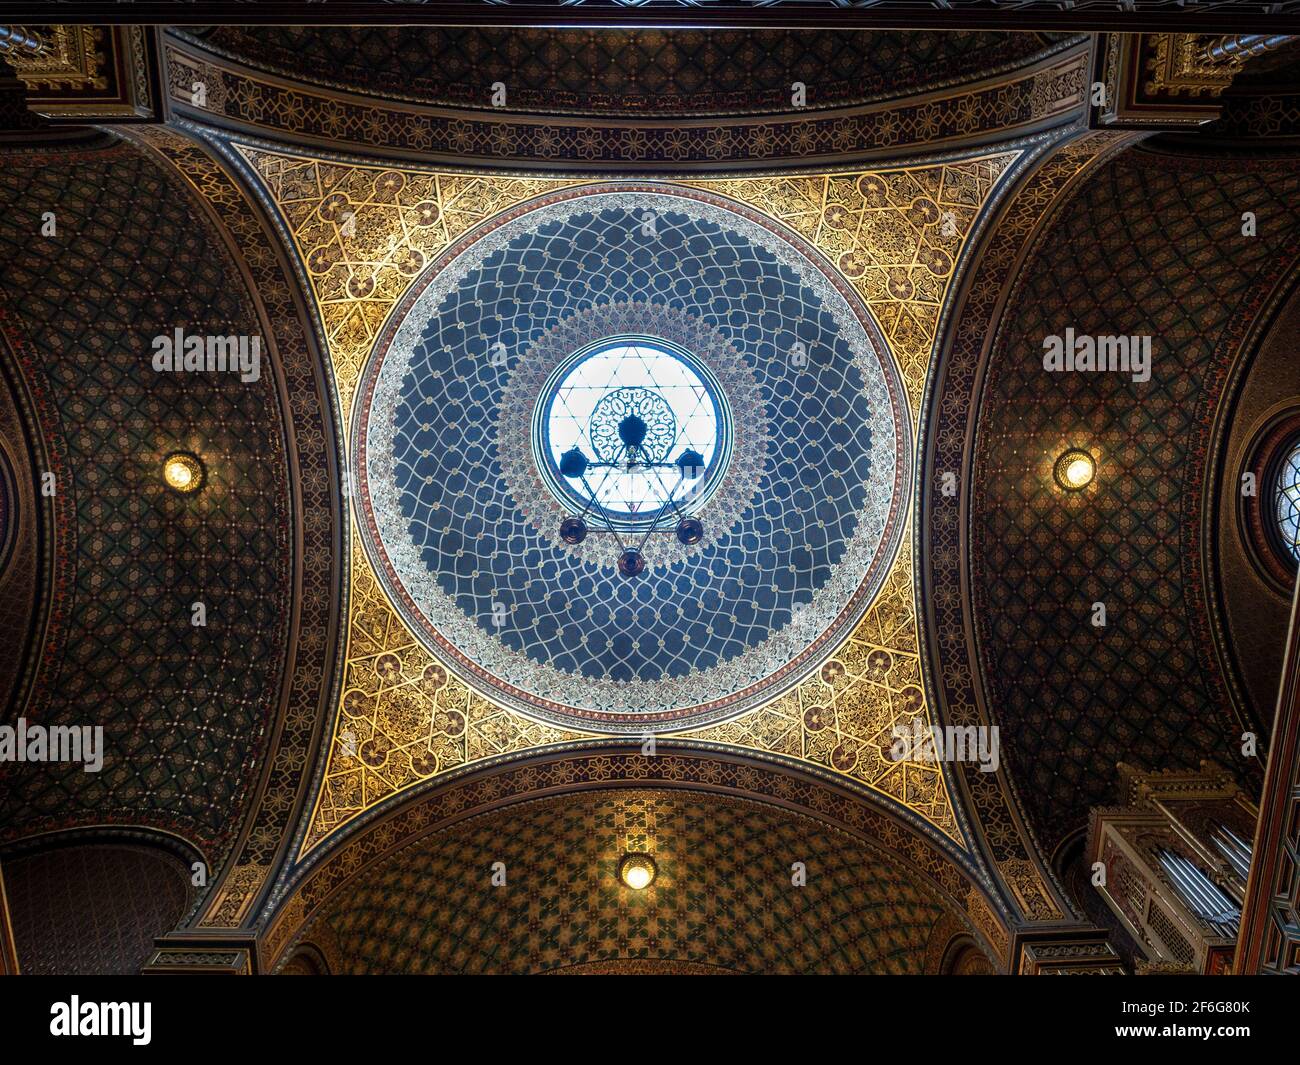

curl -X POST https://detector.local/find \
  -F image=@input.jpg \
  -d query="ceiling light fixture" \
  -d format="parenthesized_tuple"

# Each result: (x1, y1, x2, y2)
(162, 451, 205, 494)
(618, 853, 657, 890)
(558, 418, 707, 576)
(1053, 448, 1095, 492)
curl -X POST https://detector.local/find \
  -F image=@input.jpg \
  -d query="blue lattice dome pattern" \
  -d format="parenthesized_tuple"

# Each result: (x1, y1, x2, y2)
(358, 186, 905, 729)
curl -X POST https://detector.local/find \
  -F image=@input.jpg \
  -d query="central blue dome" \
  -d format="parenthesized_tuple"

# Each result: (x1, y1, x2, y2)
(359, 185, 905, 729)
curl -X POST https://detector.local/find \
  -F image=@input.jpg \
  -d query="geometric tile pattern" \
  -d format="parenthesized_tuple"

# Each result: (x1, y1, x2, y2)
(683, 535, 955, 833)
(0, 140, 291, 855)
(185, 26, 1060, 116)
(970, 148, 1300, 851)
(309, 790, 959, 974)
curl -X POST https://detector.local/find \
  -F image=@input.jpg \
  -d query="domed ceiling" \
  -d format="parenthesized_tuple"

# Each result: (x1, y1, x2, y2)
(6, 16, 1300, 980)
(231, 143, 1013, 858)
(353, 182, 908, 731)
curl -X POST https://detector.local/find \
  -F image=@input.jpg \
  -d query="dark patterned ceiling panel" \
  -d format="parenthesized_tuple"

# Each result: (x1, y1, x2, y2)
(0, 138, 292, 855)
(969, 147, 1300, 850)
(304, 789, 966, 974)
(1203, 38, 1300, 140)
(184, 27, 1064, 116)
(3, 842, 191, 975)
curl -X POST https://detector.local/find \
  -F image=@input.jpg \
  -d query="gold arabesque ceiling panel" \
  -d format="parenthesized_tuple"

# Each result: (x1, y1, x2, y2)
(234, 145, 1016, 855)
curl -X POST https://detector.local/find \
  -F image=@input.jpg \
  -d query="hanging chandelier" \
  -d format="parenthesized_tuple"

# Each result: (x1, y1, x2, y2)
(556, 410, 706, 577)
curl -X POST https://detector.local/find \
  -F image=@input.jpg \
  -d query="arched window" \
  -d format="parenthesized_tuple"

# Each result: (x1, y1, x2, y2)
(1272, 434, 1300, 564)
(1241, 412, 1300, 591)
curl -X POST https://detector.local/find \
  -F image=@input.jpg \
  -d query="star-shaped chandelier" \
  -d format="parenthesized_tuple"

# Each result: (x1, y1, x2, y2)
(538, 337, 727, 575)
(556, 405, 706, 577)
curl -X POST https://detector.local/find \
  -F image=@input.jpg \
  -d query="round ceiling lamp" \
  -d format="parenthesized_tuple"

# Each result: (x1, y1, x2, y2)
(618, 853, 657, 890)
(162, 451, 205, 494)
(1053, 448, 1095, 492)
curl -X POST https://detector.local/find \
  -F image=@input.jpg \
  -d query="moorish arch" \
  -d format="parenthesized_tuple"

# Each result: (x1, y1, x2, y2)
(261, 748, 1005, 975)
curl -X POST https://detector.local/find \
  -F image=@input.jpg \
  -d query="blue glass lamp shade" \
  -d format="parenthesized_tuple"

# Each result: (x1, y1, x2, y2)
(558, 446, 589, 479)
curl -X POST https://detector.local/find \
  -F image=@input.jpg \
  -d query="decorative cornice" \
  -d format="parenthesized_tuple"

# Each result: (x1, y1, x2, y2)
(161, 33, 1088, 171)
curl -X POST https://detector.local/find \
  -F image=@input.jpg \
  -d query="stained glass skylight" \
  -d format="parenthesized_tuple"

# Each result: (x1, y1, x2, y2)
(1274, 435, 1300, 563)
(539, 340, 725, 521)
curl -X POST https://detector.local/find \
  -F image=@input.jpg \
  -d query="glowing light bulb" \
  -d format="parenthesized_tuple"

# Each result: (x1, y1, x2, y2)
(1054, 449, 1095, 491)
(162, 452, 204, 494)
(619, 854, 656, 890)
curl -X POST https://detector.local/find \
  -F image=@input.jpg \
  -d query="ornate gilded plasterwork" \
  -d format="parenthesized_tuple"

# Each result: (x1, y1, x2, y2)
(684, 159, 1011, 410)
(237, 150, 577, 420)
(291, 789, 969, 974)
(7, 25, 154, 119)
(1096, 31, 1296, 130)
(355, 182, 909, 729)
(1145, 33, 1255, 98)
(7, 26, 107, 92)
(304, 525, 589, 850)
(680, 533, 953, 829)
(234, 144, 1015, 857)
(179, 26, 1068, 118)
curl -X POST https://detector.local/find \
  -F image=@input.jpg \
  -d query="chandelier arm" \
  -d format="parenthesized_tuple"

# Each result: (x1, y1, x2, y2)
(579, 474, 629, 554)
(626, 445, 672, 552)
(645, 463, 691, 523)
(582, 457, 620, 514)
(634, 445, 694, 552)
(634, 500, 677, 554)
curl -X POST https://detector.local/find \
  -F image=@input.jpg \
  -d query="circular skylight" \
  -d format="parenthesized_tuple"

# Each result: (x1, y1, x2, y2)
(536, 339, 728, 524)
